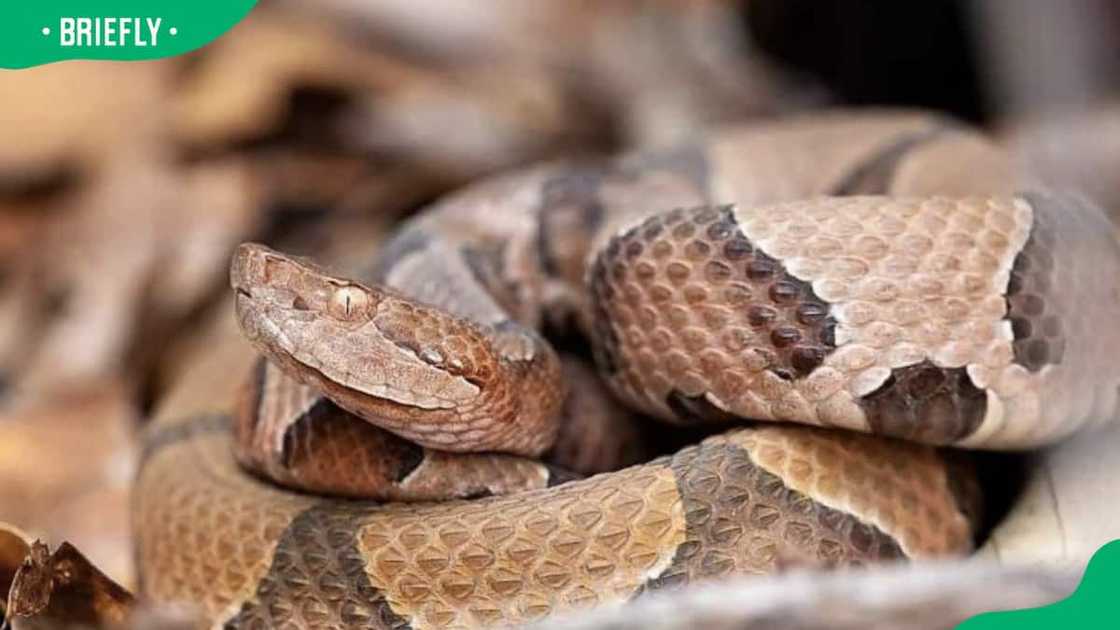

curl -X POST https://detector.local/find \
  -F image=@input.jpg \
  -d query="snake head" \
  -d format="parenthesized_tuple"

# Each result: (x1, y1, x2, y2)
(230, 242, 492, 420)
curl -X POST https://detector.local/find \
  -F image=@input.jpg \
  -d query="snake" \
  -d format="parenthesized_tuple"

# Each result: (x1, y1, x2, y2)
(133, 109, 1120, 629)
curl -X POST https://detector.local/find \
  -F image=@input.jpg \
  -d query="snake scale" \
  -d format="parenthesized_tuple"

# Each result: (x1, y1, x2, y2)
(134, 110, 1120, 629)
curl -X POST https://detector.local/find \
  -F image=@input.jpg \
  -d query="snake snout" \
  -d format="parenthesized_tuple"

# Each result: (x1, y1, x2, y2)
(230, 242, 274, 293)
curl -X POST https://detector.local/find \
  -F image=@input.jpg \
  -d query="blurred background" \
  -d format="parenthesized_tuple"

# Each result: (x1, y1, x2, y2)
(0, 0, 1117, 592)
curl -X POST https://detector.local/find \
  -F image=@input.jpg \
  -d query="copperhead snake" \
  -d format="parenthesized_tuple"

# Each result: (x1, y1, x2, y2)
(133, 110, 1120, 628)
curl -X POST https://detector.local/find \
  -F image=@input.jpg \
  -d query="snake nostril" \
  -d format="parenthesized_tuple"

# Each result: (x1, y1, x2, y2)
(292, 296, 310, 311)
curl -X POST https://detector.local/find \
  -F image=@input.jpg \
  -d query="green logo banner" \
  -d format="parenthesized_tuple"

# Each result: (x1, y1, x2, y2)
(1, 1, 257, 69)
(959, 540, 1120, 628)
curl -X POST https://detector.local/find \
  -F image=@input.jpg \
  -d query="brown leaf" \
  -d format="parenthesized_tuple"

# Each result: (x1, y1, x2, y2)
(6, 540, 134, 629)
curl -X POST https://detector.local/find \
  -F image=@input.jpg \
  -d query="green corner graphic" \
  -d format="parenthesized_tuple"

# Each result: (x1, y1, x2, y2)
(1, 1, 257, 69)
(959, 540, 1120, 628)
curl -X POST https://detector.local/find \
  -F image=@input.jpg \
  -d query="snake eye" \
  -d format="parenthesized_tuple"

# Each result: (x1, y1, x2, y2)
(327, 286, 370, 321)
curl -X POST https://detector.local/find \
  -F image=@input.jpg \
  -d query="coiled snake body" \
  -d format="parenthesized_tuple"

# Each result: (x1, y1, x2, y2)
(134, 111, 1120, 628)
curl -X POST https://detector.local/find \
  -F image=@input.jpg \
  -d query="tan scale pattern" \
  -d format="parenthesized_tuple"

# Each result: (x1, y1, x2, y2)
(353, 463, 686, 628)
(591, 197, 1039, 443)
(332, 428, 945, 628)
(135, 430, 318, 623)
(644, 434, 906, 592)
(728, 196, 1031, 439)
(962, 193, 1120, 447)
(730, 427, 973, 557)
(593, 193, 1120, 447)
(591, 205, 837, 423)
(728, 195, 1120, 448)
(225, 503, 414, 629)
(1006, 224, 1066, 373)
(139, 420, 966, 629)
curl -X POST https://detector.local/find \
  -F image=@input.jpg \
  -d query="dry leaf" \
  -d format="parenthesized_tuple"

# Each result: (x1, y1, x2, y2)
(5, 539, 134, 629)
